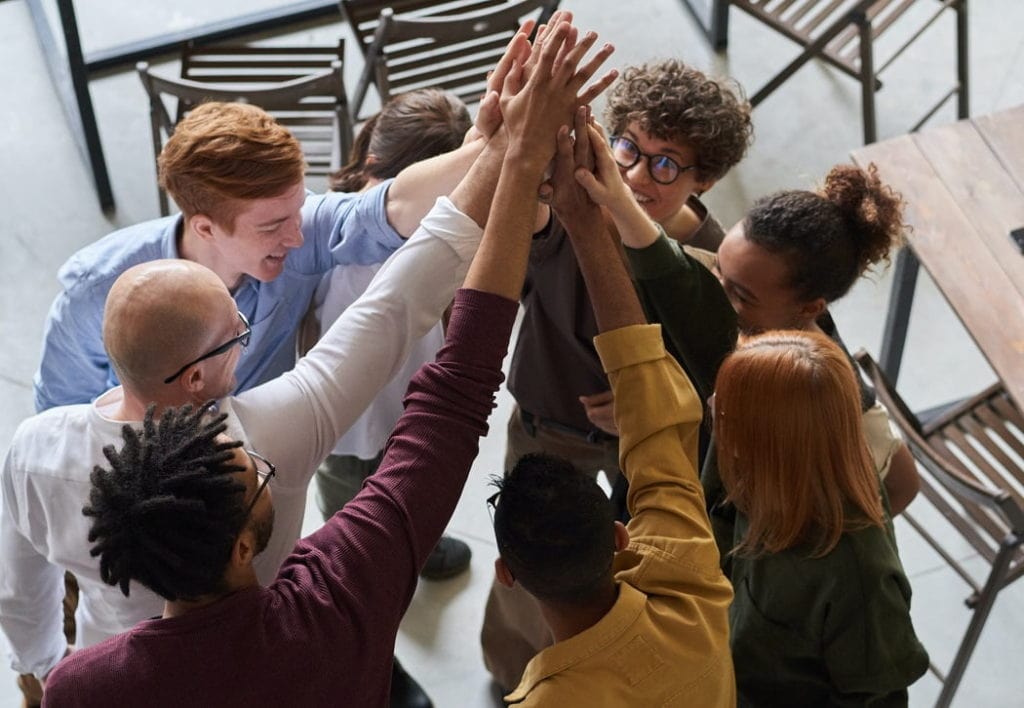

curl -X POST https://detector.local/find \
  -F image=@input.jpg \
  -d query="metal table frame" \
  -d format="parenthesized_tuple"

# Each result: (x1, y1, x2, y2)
(25, 0, 340, 211)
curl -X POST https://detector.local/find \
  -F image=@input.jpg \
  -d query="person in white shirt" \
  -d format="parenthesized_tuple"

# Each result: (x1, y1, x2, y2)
(312, 88, 475, 581)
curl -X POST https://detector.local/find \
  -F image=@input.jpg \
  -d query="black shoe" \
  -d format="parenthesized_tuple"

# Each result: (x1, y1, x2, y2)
(391, 658, 433, 708)
(419, 535, 472, 580)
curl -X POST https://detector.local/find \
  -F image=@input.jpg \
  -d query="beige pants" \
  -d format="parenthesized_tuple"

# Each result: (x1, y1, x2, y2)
(480, 407, 620, 691)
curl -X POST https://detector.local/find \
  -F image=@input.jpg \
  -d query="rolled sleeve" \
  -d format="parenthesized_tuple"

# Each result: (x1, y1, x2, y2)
(299, 182, 406, 271)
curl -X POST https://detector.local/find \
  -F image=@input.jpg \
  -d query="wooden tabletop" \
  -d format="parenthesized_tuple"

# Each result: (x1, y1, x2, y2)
(851, 104, 1024, 410)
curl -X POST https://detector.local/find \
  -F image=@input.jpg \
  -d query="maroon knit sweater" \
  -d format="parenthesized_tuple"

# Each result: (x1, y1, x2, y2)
(43, 289, 517, 708)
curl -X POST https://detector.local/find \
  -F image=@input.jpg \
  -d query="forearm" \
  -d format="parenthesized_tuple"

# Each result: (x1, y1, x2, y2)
(627, 233, 738, 400)
(448, 137, 507, 228)
(564, 212, 646, 332)
(300, 290, 517, 623)
(462, 147, 546, 300)
(0, 510, 67, 677)
(595, 325, 718, 564)
(385, 139, 485, 237)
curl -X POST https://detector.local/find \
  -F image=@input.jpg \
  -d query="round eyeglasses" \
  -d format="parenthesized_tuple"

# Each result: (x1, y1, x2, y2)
(609, 136, 697, 186)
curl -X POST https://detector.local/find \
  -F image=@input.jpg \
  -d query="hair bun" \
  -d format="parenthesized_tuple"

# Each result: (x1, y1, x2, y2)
(822, 164, 905, 271)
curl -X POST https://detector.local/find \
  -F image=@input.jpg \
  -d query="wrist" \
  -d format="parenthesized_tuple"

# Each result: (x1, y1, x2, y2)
(609, 197, 659, 248)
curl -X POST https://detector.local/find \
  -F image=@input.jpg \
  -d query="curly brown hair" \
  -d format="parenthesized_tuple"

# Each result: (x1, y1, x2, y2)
(159, 102, 306, 227)
(603, 59, 753, 182)
(744, 163, 905, 303)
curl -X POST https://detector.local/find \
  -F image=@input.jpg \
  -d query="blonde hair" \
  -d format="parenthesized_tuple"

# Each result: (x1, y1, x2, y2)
(158, 102, 306, 227)
(714, 330, 884, 557)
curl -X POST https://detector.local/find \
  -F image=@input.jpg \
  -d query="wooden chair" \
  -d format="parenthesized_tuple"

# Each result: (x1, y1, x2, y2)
(340, 0, 559, 121)
(138, 40, 352, 215)
(708, 0, 969, 144)
(855, 351, 1024, 707)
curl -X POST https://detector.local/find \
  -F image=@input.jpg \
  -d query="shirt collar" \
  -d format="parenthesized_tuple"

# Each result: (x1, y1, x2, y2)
(160, 214, 185, 259)
(505, 582, 646, 703)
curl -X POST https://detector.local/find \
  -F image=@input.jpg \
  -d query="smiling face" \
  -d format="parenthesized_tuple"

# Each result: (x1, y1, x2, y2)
(206, 181, 307, 283)
(715, 222, 822, 334)
(617, 122, 711, 227)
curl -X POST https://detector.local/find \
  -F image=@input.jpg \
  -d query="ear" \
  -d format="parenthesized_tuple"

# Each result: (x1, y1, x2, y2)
(494, 557, 515, 588)
(694, 177, 718, 198)
(799, 297, 828, 323)
(231, 525, 258, 569)
(189, 214, 218, 243)
(613, 520, 630, 552)
(181, 365, 207, 399)
(364, 153, 379, 167)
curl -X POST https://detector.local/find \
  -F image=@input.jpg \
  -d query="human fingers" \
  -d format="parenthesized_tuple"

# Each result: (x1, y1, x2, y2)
(532, 22, 570, 82)
(579, 390, 614, 406)
(573, 106, 593, 171)
(489, 32, 530, 94)
(472, 90, 502, 139)
(569, 41, 614, 94)
(557, 30, 598, 82)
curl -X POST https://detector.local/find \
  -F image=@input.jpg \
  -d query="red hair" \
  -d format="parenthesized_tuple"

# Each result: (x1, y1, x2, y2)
(714, 330, 884, 556)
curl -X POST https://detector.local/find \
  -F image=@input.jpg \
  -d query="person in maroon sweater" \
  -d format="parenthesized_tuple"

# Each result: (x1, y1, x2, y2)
(41, 17, 615, 707)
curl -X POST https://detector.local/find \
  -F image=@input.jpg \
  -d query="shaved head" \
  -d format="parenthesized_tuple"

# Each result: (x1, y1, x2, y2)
(104, 260, 237, 400)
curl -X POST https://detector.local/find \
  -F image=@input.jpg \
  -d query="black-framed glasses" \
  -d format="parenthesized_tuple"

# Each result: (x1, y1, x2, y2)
(609, 135, 697, 186)
(163, 311, 252, 384)
(244, 449, 276, 516)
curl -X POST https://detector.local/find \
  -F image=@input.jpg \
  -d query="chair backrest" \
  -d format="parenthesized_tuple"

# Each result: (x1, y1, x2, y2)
(341, 0, 559, 120)
(855, 351, 1024, 562)
(138, 42, 352, 215)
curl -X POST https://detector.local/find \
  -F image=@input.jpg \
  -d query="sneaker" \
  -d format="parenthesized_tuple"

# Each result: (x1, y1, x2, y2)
(419, 535, 471, 580)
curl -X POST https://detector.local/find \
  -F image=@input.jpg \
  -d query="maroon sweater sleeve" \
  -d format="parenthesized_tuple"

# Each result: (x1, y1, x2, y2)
(274, 287, 517, 638)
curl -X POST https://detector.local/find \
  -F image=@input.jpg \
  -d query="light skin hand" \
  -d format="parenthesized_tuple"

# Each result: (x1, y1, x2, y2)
(469, 22, 536, 142)
(575, 122, 661, 249)
(579, 390, 619, 435)
(547, 106, 602, 229)
(500, 24, 616, 171)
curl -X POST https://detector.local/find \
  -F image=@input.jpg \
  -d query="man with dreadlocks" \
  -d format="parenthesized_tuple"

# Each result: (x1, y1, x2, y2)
(30, 21, 610, 706)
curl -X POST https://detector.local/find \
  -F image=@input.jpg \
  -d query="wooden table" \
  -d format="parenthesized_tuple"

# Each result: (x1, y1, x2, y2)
(850, 104, 1024, 412)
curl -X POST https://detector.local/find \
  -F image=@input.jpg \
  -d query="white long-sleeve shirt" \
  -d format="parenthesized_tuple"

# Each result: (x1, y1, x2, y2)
(313, 264, 445, 460)
(0, 198, 481, 678)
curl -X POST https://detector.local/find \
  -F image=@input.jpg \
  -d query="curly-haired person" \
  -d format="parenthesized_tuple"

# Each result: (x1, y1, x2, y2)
(482, 57, 753, 692)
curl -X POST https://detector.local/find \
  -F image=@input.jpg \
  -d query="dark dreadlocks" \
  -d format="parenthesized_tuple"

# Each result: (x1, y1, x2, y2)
(83, 402, 249, 601)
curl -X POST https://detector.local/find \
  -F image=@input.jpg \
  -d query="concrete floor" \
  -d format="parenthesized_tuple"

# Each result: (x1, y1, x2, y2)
(1, 0, 1023, 705)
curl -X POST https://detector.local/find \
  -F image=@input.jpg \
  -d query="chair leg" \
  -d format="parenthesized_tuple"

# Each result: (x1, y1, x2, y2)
(711, 0, 730, 50)
(934, 539, 1018, 708)
(857, 11, 877, 145)
(955, 0, 969, 119)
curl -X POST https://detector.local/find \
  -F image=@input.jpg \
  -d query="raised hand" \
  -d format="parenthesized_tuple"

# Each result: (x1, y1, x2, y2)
(469, 21, 536, 141)
(499, 23, 615, 173)
(546, 106, 601, 227)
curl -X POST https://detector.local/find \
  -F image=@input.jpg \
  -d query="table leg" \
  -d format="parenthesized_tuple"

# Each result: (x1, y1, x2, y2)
(27, 0, 114, 211)
(879, 247, 920, 383)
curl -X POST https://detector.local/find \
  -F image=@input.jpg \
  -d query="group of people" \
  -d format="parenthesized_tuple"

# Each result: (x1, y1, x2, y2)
(0, 10, 930, 707)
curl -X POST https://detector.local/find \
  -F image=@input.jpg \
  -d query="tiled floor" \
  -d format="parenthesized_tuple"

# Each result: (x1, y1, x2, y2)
(2, 0, 1023, 705)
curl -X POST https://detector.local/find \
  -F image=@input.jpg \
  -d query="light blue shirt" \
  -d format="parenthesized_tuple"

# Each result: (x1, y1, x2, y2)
(33, 183, 403, 412)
